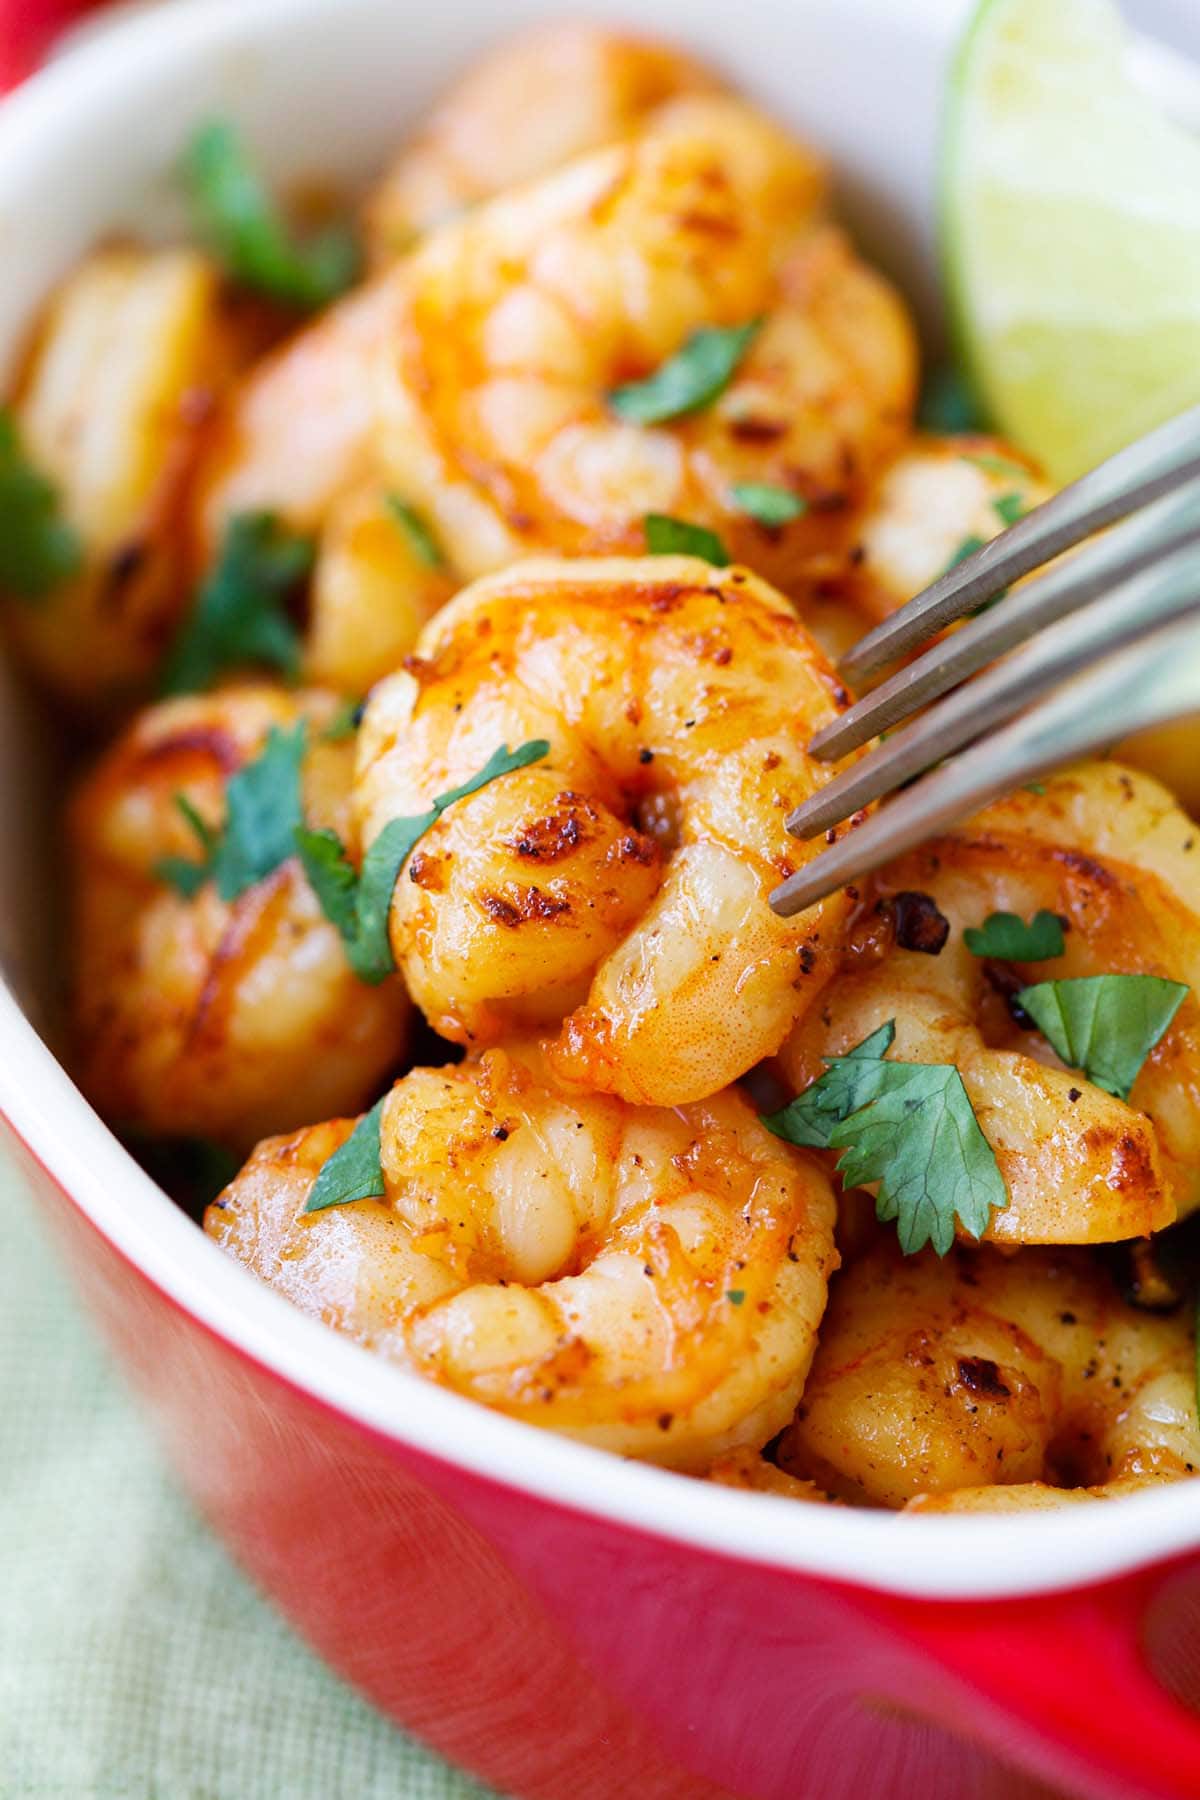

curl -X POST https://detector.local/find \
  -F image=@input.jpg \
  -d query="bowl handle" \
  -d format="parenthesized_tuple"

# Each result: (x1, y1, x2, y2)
(875, 1555, 1200, 1800)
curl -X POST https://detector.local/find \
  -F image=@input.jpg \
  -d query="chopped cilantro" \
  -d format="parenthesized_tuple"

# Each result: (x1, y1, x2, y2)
(386, 495, 444, 569)
(295, 738, 551, 984)
(763, 1020, 1007, 1255)
(963, 450, 1030, 481)
(183, 119, 358, 310)
(322, 697, 365, 742)
(0, 409, 82, 600)
(609, 320, 761, 425)
(304, 1096, 388, 1213)
(917, 366, 986, 433)
(161, 512, 313, 695)
(729, 482, 807, 527)
(993, 491, 1026, 527)
(964, 909, 1065, 962)
(643, 513, 729, 564)
(155, 722, 306, 903)
(726, 1289, 746, 1306)
(1015, 974, 1188, 1102)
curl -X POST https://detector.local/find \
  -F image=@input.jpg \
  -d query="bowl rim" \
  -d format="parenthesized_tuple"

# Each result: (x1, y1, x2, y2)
(3, 0, 1200, 1603)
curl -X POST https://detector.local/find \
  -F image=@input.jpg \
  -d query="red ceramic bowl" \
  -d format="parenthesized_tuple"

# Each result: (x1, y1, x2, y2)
(4, 3, 1200, 1795)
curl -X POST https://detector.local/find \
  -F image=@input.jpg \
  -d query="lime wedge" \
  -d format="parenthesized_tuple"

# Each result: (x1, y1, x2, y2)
(943, 0, 1200, 482)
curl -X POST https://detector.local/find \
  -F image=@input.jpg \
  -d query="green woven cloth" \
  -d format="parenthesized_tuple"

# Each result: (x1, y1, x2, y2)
(0, 1152, 499, 1800)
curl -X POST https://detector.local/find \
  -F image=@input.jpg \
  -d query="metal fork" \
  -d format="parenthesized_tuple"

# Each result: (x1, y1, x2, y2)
(769, 403, 1200, 918)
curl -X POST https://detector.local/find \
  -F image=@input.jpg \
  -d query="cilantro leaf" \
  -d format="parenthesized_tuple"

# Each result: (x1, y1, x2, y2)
(643, 513, 729, 565)
(295, 737, 551, 984)
(161, 512, 313, 695)
(762, 1022, 896, 1149)
(993, 491, 1026, 527)
(829, 1062, 1007, 1255)
(964, 909, 1066, 962)
(304, 1096, 387, 1213)
(386, 495, 444, 569)
(763, 1020, 1007, 1255)
(917, 365, 985, 433)
(942, 533, 986, 577)
(0, 409, 83, 600)
(609, 320, 761, 425)
(183, 119, 359, 311)
(962, 450, 1030, 481)
(1014, 974, 1189, 1102)
(729, 482, 807, 527)
(155, 723, 306, 903)
(322, 697, 364, 742)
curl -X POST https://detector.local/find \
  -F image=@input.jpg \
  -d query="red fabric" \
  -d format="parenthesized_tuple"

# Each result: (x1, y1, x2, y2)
(0, 0, 109, 91)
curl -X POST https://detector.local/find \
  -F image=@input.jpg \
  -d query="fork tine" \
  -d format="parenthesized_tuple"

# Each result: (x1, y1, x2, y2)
(839, 401, 1200, 685)
(809, 477, 1200, 762)
(790, 537, 1200, 837)
(772, 612, 1200, 918)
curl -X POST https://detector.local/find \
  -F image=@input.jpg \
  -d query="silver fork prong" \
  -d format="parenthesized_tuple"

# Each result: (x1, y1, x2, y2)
(772, 612, 1200, 918)
(839, 401, 1200, 684)
(809, 478, 1200, 762)
(789, 538, 1200, 837)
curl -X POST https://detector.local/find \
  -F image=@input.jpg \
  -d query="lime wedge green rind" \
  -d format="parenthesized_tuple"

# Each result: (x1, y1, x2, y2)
(941, 0, 1200, 483)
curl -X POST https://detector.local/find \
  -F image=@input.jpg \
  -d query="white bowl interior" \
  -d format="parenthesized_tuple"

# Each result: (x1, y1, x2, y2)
(3, 0, 1200, 1600)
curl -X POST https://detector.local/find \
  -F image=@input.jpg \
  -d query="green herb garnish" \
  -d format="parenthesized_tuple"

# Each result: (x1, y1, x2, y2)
(0, 410, 82, 600)
(295, 738, 551, 984)
(726, 1289, 746, 1306)
(322, 697, 365, 742)
(386, 495, 444, 569)
(304, 1096, 388, 1213)
(1014, 975, 1188, 1102)
(728, 482, 807, 527)
(610, 320, 761, 425)
(963, 450, 1029, 481)
(964, 909, 1065, 962)
(917, 366, 985, 433)
(942, 533, 987, 577)
(183, 119, 359, 310)
(993, 491, 1026, 527)
(643, 513, 729, 564)
(763, 1020, 1007, 1255)
(161, 512, 313, 695)
(155, 722, 306, 903)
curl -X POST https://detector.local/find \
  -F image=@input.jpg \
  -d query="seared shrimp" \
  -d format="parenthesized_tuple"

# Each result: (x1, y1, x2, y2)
(779, 1234, 1200, 1508)
(355, 556, 854, 1105)
(363, 23, 720, 260)
(708, 1448, 835, 1503)
(375, 96, 916, 597)
(779, 763, 1200, 1243)
(4, 248, 243, 708)
(305, 484, 455, 694)
(205, 1041, 837, 1468)
(838, 433, 1049, 627)
(192, 277, 395, 555)
(70, 684, 409, 1151)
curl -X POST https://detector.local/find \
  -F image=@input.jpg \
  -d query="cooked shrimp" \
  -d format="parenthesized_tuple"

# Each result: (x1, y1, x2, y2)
(837, 433, 1050, 627)
(1118, 718, 1200, 822)
(363, 23, 721, 260)
(354, 556, 854, 1105)
(304, 484, 455, 694)
(205, 1040, 837, 1468)
(375, 96, 916, 598)
(779, 763, 1200, 1243)
(192, 276, 396, 556)
(708, 1447, 835, 1503)
(4, 248, 243, 708)
(70, 683, 409, 1151)
(778, 1234, 1200, 1508)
